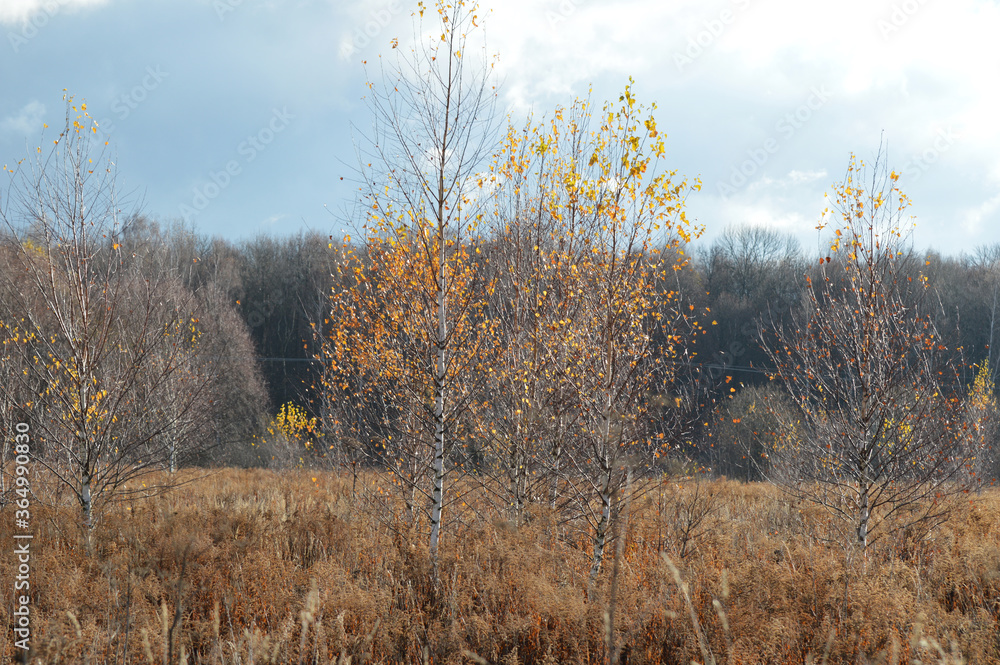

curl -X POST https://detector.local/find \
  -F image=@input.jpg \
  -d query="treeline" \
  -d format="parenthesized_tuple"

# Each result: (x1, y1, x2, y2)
(92, 218, 1000, 477)
(120, 217, 338, 422)
(5, 210, 999, 477)
(693, 225, 1000, 393)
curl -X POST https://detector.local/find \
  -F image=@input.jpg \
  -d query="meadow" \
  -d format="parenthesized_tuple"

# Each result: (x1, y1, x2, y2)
(2, 469, 999, 664)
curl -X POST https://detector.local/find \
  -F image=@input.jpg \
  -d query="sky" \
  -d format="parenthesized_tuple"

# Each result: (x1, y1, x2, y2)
(1, 0, 998, 257)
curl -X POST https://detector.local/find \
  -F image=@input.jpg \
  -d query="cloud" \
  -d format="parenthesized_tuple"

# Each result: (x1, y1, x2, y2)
(0, 0, 110, 26)
(746, 170, 828, 193)
(0, 100, 46, 135)
(4, 0, 999, 253)
(962, 193, 1000, 235)
(787, 170, 827, 185)
(259, 213, 287, 228)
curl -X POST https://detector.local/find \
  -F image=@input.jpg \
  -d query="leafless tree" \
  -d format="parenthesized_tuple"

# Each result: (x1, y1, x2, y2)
(968, 244, 1000, 384)
(762, 146, 974, 552)
(0, 99, 225, 548)
(713, 224, 802, 302)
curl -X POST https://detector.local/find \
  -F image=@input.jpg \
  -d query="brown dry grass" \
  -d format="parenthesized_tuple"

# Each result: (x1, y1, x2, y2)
(1, 470, 998, 664)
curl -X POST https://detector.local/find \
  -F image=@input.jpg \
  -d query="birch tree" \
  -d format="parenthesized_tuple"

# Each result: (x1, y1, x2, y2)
(478, 87, 702, 581)
(557, 86, 700, 582)
(474, 112, 595, 524)
(318, 0, 497, 580)
(763, 148, 973, 552)
(0, 98, 221, 549)
(140, 283, 221, 474)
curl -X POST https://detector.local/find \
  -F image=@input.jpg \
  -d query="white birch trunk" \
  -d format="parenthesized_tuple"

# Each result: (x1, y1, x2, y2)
(857, 436, 873, 551)
(857, 480, 870, 550)
(81, 471, 93, 553)
(428, 226, 447, 579)
(590, 392, 616, 582)
(589, 466, 614, 584)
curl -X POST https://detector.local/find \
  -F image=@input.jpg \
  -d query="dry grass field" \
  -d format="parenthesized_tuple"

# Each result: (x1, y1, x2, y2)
(2, 469, 999, 664)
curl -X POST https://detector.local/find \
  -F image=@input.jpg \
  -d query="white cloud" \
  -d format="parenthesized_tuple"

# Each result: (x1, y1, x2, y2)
(962, 193, 1000, 235)
(747, 170, 828, 193)
(0, 100, 46, 135)
(257, 213, 288, 230)
(0, 0, 110, 26)
(787, 170, 827, 185)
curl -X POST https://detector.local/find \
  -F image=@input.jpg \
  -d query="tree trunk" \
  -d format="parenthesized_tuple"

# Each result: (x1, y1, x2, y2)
(81, 471, 93, 555)
(428, 238, 447, 581)
(550, 445, 562, 511)
(857, 480, 870, 551)
(589, 463, 614, 586)
(857, 432, 875, 552)
(590, 395, 616, 584)
(509, 438, 526, 525)
(405, 453, 419, 525)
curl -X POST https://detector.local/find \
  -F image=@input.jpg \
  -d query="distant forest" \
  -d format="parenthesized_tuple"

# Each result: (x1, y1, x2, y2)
(21, 216, 991, 478)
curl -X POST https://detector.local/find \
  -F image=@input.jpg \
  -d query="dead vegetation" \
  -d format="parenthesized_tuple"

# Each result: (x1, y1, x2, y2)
(2, 469, 999, 664)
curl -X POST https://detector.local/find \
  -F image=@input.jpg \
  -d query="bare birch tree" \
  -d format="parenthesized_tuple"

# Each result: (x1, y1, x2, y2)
(0, 98, 221, 548)
(762, 147, 974, 552)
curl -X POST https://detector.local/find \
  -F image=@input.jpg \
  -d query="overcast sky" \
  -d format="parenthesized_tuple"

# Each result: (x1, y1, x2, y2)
(2, 0, 997, 257)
